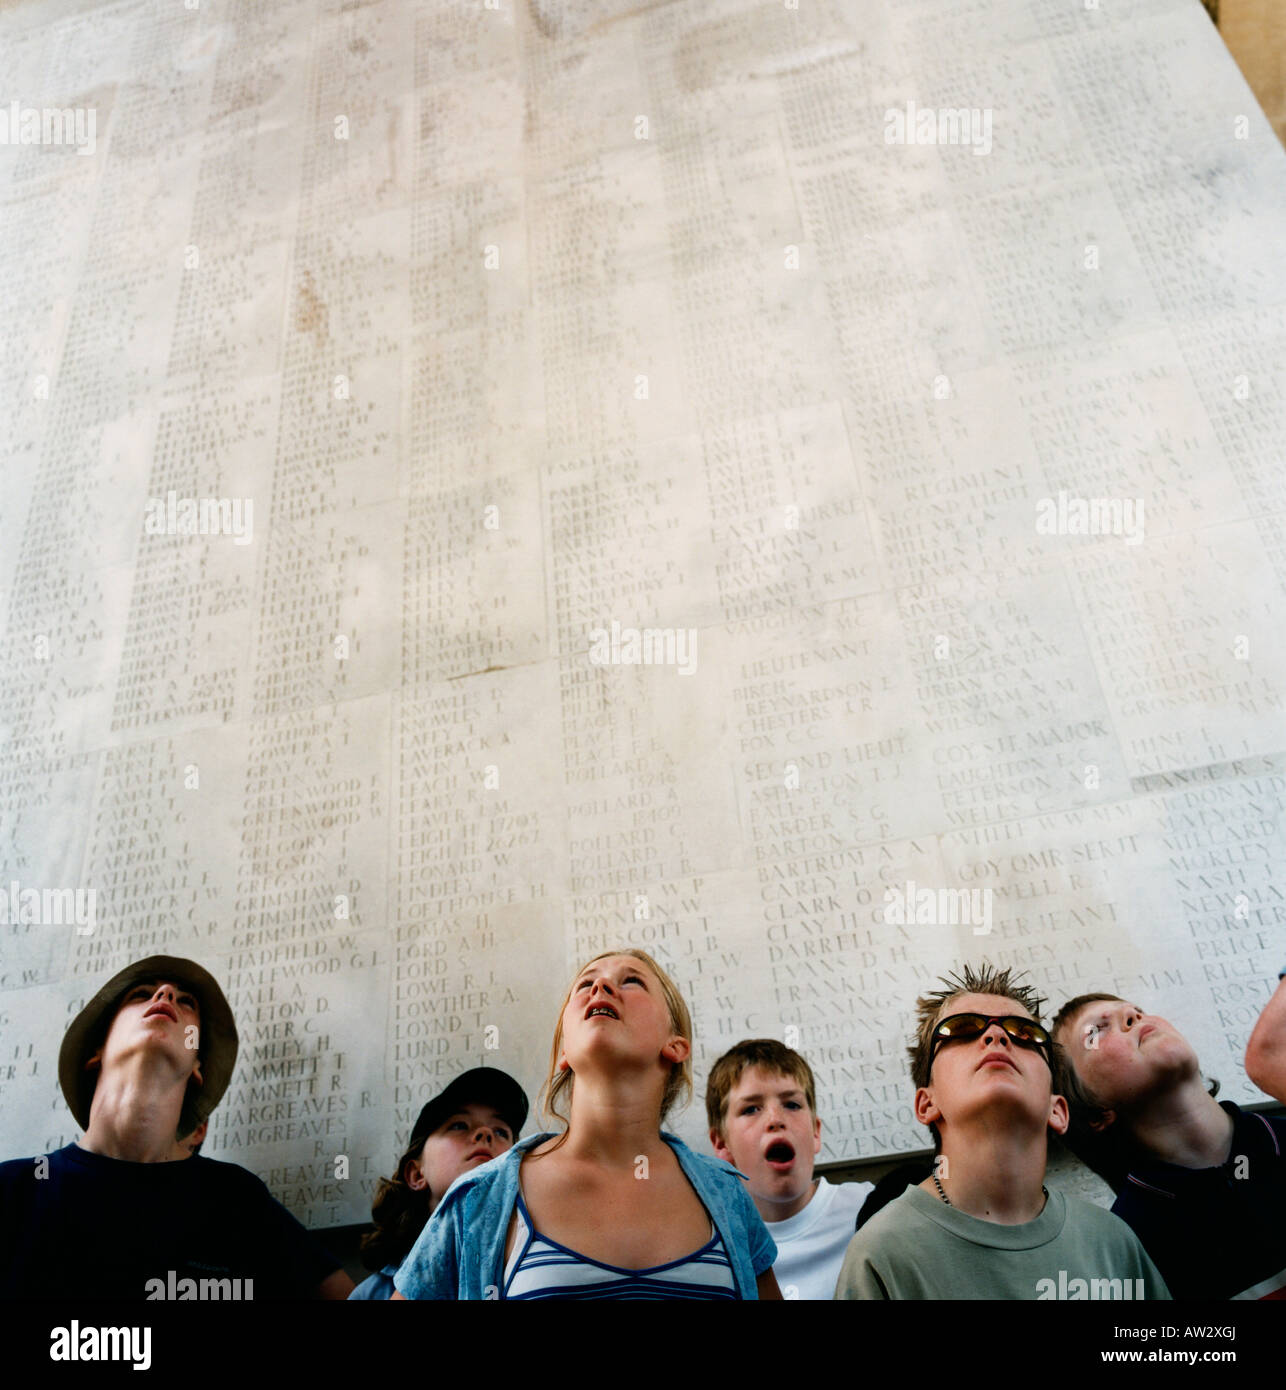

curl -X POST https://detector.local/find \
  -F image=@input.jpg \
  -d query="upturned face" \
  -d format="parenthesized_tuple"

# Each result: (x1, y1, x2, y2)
(407, 1103, 514, 1204)
(94, 979, 204, 1091)
(1058, 998, 1198, 1110)
(916, 993, 1065, 1141)
(558, 954, 685, 1079)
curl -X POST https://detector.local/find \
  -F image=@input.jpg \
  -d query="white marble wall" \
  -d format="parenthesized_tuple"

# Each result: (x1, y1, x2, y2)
(1, 0, 1283, 1226)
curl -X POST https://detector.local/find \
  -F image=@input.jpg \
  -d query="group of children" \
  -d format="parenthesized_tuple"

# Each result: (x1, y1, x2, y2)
(2, 947, 1283, 1300)
(358, 950, 1284, 1301)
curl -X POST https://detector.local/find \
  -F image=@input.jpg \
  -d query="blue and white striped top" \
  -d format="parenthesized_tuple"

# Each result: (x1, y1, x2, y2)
(503, 1191, 738, 1300)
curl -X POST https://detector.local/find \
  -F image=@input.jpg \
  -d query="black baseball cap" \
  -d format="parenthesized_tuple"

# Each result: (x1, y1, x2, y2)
(408, 1067, 528, 1147)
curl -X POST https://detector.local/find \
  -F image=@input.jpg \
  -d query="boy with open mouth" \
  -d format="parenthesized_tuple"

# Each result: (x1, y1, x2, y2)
(707, 1039, 873, 1299)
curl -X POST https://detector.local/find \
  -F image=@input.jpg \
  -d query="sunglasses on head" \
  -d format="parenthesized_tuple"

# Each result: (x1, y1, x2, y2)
(927, 1014, 1053, 1072)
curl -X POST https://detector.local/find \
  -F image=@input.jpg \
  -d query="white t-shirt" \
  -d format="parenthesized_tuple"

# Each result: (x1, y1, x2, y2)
(764, 1177, 874, 1300)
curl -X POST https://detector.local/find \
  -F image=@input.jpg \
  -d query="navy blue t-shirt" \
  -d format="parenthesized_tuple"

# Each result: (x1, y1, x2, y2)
(1111, 1103, 1286, 1300)
(0, 1143, 340, 1300)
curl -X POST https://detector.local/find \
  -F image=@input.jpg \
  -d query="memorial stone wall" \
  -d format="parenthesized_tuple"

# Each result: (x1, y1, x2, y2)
(1, 0, 1284, 1228)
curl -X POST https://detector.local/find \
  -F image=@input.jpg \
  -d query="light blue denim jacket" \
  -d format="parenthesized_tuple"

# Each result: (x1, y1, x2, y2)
(394, 1131, 777, 1300)
(348, 1264, 398, 1300)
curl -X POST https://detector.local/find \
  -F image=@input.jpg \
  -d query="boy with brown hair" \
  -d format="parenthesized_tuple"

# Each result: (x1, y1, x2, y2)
(834, 963, 1167, 1300)
(706, 1039, 872, 1299)
(1053, 989, 1286, 1299)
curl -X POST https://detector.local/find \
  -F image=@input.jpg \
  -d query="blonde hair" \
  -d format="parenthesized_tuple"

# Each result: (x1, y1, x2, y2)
(908, 961, 1048, 1090)
(541, 948, 694, 1133)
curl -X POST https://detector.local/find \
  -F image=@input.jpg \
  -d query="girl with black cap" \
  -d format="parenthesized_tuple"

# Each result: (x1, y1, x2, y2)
(350, 1066, 529, 1299)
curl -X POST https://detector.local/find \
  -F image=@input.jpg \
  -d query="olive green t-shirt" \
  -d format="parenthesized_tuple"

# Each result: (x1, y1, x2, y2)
(834, 1184, 1170, 1300)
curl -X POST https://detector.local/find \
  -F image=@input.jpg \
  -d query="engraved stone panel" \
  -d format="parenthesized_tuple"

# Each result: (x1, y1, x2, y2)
(2, 0, 1284, 1228)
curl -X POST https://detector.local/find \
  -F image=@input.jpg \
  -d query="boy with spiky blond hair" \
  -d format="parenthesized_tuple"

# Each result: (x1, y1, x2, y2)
(835, 964, 1167, 1300)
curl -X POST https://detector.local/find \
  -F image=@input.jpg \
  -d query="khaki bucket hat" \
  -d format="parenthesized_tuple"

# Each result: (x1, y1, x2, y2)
(59, 955, 238, 1137)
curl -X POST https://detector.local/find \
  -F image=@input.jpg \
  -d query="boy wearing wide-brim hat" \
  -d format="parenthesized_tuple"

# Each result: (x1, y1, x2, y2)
(59, 954, 237, 1151)
(0, 955, 352, 1300)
